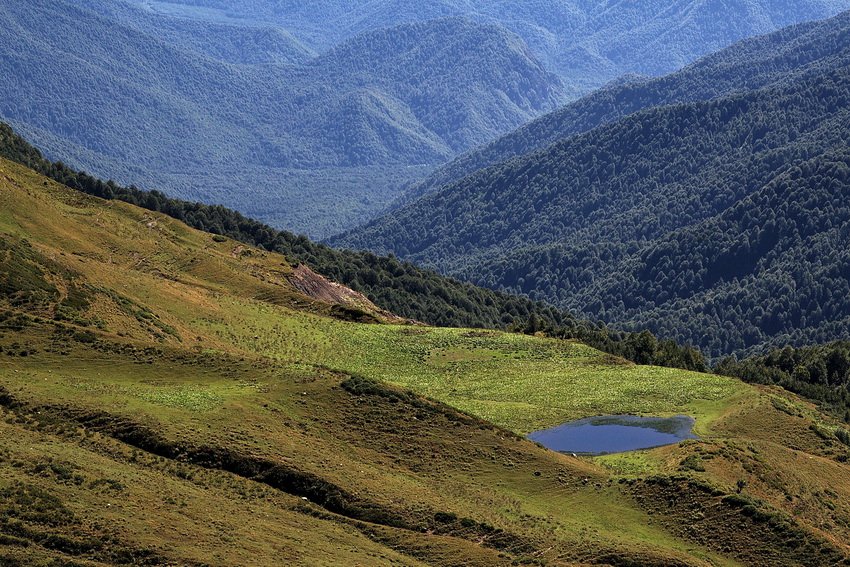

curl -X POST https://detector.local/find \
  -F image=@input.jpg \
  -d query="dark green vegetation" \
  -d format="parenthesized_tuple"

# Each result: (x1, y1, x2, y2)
(131, 0, 850, 98)
(337, 10, 850, 361)
(2, 155, 850, 565)
(0, 0, 561, 238)
(0, 121, 708, 372)
(718, 342, 850, 421)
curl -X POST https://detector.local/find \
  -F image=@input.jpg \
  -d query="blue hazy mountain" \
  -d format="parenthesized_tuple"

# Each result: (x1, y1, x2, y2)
(0, 0, 561, 237)
(139, 0, 850, 97)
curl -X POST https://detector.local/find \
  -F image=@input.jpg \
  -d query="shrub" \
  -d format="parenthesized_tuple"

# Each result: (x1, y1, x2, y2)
(72, 330, 97, 344)
(679, 455, 705, 472)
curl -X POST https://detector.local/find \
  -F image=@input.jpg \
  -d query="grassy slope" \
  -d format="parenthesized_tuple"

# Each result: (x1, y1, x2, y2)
(1, 158, 849, 566)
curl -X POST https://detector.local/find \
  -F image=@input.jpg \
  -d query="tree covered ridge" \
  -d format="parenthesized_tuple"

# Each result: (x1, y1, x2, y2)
(395, 9, 850, 205)
(0, 122, 706, 372)
(335, 21, 850, 361)
(129, 0, 850, 98)
(717, 341, 850, 422)
(0, 0, 562, 237)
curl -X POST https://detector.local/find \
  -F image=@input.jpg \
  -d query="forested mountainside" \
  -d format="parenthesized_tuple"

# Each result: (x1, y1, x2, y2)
(0, 122, 707, 372)
(0, 0, 561, 238)
(131, 0, 850, 98)
(399, 10, 850, 205)
(78, 0, 315, 65)
(335, 11, 850, 360)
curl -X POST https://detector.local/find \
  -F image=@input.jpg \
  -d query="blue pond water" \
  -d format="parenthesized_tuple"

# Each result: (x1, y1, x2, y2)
(528, 415, 697, 455)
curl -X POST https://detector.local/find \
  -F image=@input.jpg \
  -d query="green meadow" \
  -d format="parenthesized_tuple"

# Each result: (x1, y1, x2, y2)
(198, 296, 749, 434)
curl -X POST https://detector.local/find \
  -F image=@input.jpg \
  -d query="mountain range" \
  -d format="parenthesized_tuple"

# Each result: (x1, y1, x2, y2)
(130, 0, 850, 97)
(5, 4, 850, 560)
(396, 10, 850, 205)
(335, 9, 850, 360)
(6, 0, 850, 240)
(0, 0, 561, 238)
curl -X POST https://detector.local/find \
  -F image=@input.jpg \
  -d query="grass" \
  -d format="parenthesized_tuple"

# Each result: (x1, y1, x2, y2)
(0, 158, 849, 565)
(0, 402, 425, 567)
(196, 297, 749, 434)
(595, 452, 660, 476)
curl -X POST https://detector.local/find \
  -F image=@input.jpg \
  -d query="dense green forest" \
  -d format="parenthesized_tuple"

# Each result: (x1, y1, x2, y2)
(0, 122, 706, 372)
(0, 0, 561, 238)
(336, 11, 850, 360)
(400, 10, 850, 205)
(134, 0, 850, 97)
(718, 342, 850, 421)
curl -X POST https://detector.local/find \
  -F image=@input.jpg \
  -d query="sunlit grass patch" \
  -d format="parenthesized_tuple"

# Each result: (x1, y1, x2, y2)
(595, 452, 659, 476)
(188, 298, 748, 434)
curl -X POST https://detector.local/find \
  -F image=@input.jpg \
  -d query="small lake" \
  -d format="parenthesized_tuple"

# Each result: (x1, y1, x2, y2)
(528, 415, 697, 455)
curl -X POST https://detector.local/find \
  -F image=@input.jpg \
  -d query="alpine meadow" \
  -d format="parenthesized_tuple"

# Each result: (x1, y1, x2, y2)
(2, 2, 850, 566)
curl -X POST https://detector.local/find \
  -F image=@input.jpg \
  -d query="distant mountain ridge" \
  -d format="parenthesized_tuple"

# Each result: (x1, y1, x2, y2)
(0, 0, 561, 238)
(334, 10, 850, 359)
(395, 10, 850, 206)
(136, 0, 850, 97)
(79, 0, 315, 64)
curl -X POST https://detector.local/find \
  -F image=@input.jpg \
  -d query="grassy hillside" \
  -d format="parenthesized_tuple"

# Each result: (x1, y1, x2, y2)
(2, 157, 850, 565)
(717, 341, 850, 420)
(0, 120, 711, 373)
(0, 0, 561, 238)
(335, 11, 850, 360)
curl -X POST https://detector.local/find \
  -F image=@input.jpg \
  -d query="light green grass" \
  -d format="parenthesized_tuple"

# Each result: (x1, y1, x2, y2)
(594, 452, 660, 476)
(199, 297, 750, 434)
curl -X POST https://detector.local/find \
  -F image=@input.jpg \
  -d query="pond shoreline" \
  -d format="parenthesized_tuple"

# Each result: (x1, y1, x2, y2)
(528, 414, 697, 455)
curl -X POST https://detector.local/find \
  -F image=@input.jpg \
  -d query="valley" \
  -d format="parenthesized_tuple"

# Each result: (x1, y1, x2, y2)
(336, 10, 850, 360)
(6, 0, 850, 238)
(3, 3, 850, 565)
(0, 0, 561, 238)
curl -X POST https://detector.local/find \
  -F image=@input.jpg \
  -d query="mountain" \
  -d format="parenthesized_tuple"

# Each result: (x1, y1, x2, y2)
(334, 10, 850, 360)
(7, 0, 849, 240)
(11, 119, 850, 421)
(3, 146, 850, 566)
(79, 0, 316, 65)
(398, 10, 850, 205)
(0, 0, 561, 238)
(136, 0, 850, 97)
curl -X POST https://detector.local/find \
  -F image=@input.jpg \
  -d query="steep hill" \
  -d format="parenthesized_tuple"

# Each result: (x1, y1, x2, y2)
(335, 12, 850, 360)
(2, 153, 850, 566)
(0, 0, 561, 238)
(1, 121, 716, 372)
(140, 0, 850, 97)
(399, 10, 850, 205)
